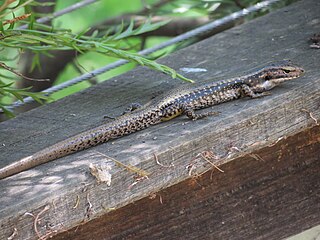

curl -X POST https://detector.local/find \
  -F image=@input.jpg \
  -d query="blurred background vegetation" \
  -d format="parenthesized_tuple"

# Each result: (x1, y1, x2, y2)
(0, 0, 296, 117)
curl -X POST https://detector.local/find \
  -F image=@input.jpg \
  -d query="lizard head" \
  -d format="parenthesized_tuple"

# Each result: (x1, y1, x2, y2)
(245, 60, 305, 92)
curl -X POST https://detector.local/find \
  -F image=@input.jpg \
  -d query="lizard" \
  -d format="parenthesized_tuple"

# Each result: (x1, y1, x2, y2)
(0, 60, 304, 180)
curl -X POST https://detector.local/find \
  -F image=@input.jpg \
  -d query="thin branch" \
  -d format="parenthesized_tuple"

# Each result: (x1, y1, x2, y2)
(234, 0, 246, 9)
(2, 13, 31, 25)
(138, 0, 172, 15)
(90, 0, 172, 33)
(0, 0, 34, 18)
(0, 0, 16, 13)
(93, 16, 210, 37)
(0, 62, 49, 81)
(9, 0, 283, 110)
(19, 0, 98, 29)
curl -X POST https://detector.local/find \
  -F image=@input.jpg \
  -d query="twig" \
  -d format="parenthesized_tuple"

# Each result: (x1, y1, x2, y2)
(0, 62, 49, 82)
(97, 152, 149, 177)
(199, 151, 224, 173)
(223, 145, 241, 159)
(34, 205, 50, 240)
(0, 0, 17, 13)
(84, 193, 93, 220)
(98, 0, 171, 26)
(94, 15, 210, 37)
(153, 153, 174, 168)
(268, 136, 285, 147)
(186, 162, 196, 176)
(19, 0, 98, 29)
(149, 193, 163, 204)
(141, 0, 171, 14)
(128, 175, 149, 189)
(0, 0, 33, 18)
(159, 194, 163, 204)
(249, 153, 265, 162)
(3, 13, 31, 25)
(301, 108, 319, 125)
(73, 195, 80, 209)
(2, 13, 31, 25)
(7, 227, 18, 240)
(234, 0, 246, 8)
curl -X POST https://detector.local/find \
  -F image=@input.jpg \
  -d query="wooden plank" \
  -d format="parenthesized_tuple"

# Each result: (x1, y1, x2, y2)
(0, 0, 320, 239)
(52, 125, 320, 240)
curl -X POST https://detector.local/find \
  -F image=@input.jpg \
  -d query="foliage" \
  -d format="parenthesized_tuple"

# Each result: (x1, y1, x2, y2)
(0, 0, 190, 117)
(0, 79, 46, 117)
(0, 20, 193, 79)
(0, 0, 296, 118)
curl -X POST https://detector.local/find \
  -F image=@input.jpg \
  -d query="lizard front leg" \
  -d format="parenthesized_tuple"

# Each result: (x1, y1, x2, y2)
(241, 84, 271, 98)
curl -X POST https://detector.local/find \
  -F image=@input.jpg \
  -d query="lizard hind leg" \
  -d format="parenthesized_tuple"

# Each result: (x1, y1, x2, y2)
(181, 105, 219, 121)
(103, 102, 143, 121)
(161, 103, 219, 122)
(183, 105, 219, 121)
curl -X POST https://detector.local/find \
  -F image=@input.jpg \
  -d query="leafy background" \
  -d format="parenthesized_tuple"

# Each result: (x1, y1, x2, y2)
(0, 0, 296, 118)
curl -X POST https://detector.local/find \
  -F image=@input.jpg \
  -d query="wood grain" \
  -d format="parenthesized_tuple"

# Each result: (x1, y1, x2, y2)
(0, 0, 319, 239)
(53, 126, 320, 240)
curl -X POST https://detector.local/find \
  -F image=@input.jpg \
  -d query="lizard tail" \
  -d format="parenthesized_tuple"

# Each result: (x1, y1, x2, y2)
(0, 107, 162, 180)
(0, 125, 113, 180)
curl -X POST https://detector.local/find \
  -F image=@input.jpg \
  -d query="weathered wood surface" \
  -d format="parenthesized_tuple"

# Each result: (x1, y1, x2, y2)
(53, 125, 320, 240)
(0, 0, 319, 239)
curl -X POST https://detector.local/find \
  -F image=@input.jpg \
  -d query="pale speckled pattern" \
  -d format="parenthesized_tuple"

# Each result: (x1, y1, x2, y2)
(0, 61, 304, 179)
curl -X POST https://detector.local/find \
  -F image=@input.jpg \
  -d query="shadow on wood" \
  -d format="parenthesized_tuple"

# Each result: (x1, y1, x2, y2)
(0, 0, 319, 239)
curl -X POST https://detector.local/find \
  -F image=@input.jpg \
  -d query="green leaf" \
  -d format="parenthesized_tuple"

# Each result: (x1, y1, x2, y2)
(0, 81, 14, 88)
(114, 18, 170, 40)
(114, 19, 135, 40)
(6, 89, 25, 101)
(7, 12, 16, 30)
(18, 34, 57, 45)
(0, 105, 15, 118)
(75, 27, 91, 40)
(26, 92, 49, 104)
(0, 21, 4, 32)
(30, 52, 41, 72)
(134, 18, 170, 35)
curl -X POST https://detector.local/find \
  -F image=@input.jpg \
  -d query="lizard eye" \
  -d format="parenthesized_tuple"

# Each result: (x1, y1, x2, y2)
(283, 69, 291, 73)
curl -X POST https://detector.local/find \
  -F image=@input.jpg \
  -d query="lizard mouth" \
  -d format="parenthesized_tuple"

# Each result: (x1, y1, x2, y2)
(273, 75, 301, 83)
(267, 66, 305, 84)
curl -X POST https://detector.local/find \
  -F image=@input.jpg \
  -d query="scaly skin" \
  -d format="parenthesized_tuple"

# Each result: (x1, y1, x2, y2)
(0, 60, 304, 180)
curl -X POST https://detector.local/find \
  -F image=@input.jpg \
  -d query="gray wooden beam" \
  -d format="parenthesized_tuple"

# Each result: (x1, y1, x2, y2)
(0, 0, 319, 239)
(52, 126, 320, 240)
